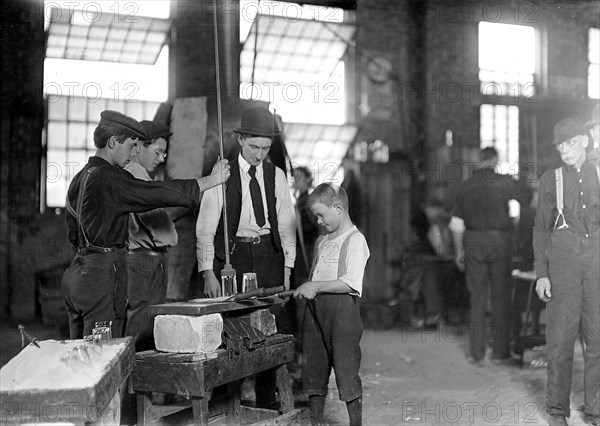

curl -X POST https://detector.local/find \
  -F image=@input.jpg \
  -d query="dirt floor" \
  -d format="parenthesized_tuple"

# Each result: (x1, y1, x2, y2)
(0, 319, 589, 426)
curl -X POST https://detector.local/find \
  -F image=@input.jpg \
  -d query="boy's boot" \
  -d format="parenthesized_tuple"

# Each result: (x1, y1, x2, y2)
(309, 395, 326, 425)
(346, 396, 362, 426)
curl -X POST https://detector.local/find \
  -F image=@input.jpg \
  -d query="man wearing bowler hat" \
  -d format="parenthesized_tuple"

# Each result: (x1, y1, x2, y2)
(196, 105, 296, 408)
(534, 118, 600, 426)
(62, 110, 230, 340)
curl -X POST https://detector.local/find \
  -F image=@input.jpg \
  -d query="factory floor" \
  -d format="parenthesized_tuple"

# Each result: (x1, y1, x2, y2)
(0, 318, 589, 426)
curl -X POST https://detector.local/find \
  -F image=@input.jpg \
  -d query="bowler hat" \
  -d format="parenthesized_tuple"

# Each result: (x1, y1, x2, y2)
(99, 110, 146, 140)
(234, 106, 280, 137)
(140, 120, 172, 141)
(586, 104, 599, 129)
(552, 117, 586, 145)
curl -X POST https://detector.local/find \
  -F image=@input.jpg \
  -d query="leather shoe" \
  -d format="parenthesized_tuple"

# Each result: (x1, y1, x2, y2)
(584, 414, 600, 426)
(490, 357, 518, 366)
(548, 414, 568, 426)
(466, 356, 484, 367)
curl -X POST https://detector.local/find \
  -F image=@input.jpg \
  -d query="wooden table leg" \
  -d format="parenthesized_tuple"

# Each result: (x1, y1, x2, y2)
(192, 396, 209, 425)
(275, 365, 294, 413)
(227, 380, 241, 424)
(136, 391, 153, 425)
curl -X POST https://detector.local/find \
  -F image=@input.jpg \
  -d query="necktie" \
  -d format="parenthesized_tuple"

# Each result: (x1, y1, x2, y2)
(248, 166, 266, 227)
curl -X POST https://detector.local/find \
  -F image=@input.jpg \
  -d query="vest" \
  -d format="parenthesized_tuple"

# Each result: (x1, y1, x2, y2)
(214, 158, 281, 261)
(309, 229, 360, 280)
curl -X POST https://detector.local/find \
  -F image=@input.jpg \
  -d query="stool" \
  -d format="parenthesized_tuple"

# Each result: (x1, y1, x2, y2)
(512, 269, 546, 368)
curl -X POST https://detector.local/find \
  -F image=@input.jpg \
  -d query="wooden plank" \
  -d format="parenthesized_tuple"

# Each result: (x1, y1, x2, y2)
(149, 297, 285, 316)
(192, 397, 209, 425)
(226, 380, 241, 425)
(202, 340, 294, 388)
(275, 365, 294, 414)
(136, 391, 153, 425)
(133, 361, 206, 396)
(240, 407, 304, 425)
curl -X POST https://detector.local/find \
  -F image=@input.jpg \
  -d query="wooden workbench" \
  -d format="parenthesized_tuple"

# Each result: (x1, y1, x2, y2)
(132, 297, 300, 425)
(0, 337, 134, 425)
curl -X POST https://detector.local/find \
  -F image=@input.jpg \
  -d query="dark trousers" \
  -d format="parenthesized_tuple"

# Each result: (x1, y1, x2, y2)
(213, 237, 284, 291)
(214, 237, 285, 407)
(62, 249, 128, 339)
(464, 230, 513, 360)
(546, 228, 600, 418)
(302, 294, 363, 402)
(420, 260, 466, 317)
(124, 250, 168, 352)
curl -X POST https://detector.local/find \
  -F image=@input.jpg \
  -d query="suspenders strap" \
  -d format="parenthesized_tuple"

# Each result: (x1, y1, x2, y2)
(66, 166, 107, 251)
(553, 164, 600, 231)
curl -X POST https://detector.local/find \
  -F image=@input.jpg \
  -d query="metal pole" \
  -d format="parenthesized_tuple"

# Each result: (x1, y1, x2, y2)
(212, 0, 236, 286)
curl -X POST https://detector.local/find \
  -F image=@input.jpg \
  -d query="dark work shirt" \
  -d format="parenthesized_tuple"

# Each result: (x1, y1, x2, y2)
(533, 160, 600, 278)
(66, 156, 199, 249)
(454, 168, 531, 231)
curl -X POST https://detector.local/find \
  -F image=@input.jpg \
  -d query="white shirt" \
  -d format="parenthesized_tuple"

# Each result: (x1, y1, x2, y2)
(196, 154, 296, 271)
(311, 225, 370, 297)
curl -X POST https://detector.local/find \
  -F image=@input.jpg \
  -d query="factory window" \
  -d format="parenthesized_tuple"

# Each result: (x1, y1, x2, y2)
(478, 22, 536, 99)
(238, 2, 357, 184)
(480, 104, 519, 176)
(239, 1, 354, 125)
(43, 97, 162, 208)
(589, 28, 599, 99)
(42, 1, 170, 209)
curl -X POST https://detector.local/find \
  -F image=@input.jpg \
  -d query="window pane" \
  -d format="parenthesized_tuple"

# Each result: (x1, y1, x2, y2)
(68, 97, 87, 122)
(67, 122, 88, 148)
(589, 28, 599, 64)
(589, 64, 599, 99)
(47, 121, 67, 149)
(48, 96, 68, 120)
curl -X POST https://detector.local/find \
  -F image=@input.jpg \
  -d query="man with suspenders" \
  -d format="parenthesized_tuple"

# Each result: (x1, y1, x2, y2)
(62, 110, 230, 340)
(534, 118, 600, 426)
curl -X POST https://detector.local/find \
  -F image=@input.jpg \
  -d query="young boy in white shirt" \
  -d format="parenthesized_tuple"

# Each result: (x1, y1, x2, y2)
(293, 183, 370, 426)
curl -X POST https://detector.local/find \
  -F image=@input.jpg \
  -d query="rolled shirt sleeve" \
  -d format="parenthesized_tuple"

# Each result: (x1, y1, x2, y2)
(196, 185, 222, 272)
(275, 167, 297, 268)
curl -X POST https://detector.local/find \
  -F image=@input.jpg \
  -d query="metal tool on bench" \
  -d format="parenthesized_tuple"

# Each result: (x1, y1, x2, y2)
(18, 324, 40, 348)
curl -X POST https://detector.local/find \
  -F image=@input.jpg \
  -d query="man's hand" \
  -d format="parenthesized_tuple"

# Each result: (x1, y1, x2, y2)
(454, 256, 465, 272)
(202, 270, 222, 298)
(294, 281, 319, 300)
(284, 267, 292, 290)
(197, 159, 230, 192)
(535, 277, 552, 302)
(210, 159, 230, 186)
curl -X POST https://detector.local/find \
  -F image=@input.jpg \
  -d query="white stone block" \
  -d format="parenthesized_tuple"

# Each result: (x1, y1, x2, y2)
(154, 314, 223, 353)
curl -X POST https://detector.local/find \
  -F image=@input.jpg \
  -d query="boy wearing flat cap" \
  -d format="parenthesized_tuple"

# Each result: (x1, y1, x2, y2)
(123, 120, 177, 351)
(534, 118, 600, 426)
(62, 111, 230, 340)
(196, 105, 296, 408)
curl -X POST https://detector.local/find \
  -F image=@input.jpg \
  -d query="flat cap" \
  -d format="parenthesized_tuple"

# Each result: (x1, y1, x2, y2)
(552, 117, 586, 145)
(99, 110, 146, 140)
(140, 120, 172, 141)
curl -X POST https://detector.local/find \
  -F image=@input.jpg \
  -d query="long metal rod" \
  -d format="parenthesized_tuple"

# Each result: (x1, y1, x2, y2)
(212, 0, 231, 266)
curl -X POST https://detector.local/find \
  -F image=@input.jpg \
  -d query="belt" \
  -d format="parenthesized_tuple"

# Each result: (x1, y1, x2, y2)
(128, 247, 169, 256)
(233, 234, 271, 245)
(77, 246, 125, 255)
